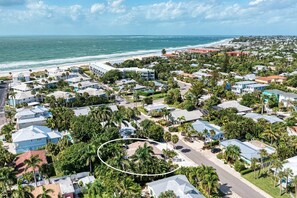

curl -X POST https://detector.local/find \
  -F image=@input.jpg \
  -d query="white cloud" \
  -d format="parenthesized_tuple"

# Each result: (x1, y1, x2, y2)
(90, 3, 105, 14)
(249, 0, 267, 6)
(107, 0, 126, 13)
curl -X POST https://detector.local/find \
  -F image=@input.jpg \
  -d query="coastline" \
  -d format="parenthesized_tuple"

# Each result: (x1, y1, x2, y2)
(0, 38, 233, 77)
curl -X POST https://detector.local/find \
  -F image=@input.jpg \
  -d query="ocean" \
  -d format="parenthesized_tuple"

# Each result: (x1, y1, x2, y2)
(0, 35, 232, 72)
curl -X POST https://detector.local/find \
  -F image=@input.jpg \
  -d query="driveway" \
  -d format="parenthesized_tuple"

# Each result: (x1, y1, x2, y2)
(176, 140, 268, 198)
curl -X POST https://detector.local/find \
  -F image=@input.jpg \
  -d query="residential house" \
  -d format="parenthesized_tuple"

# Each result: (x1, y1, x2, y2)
(72, 81, 99, 91)
(231, 81, 256, 94)
(14, 106, 52, 129)
(65, 76, 90, 85)
(255, 75, 286, 84)
(77, 88, 106, 97)
(12, 125, 62, 154)
(287, 126, 297, 136)
(244, 113, 283, 124)
(170, 109, 203, 124)
(262, 89, 297, 107)
(48, 172, 94, 197)
(217, 100, 252, 114)
(13, 72, 30, 82)
(242, 83, 268, 93)
(220, 139, 275, 164)
(15, 150, 47, 178)
(147, 175, 205, 198)
(192, 120, 224, 141)
(144, 103, 171, 114)
(126, 141, 163, 159)
(274, 156, 297, 184)
(32, 184, 61, 197)
(47, 91, 76, 103)
(119, 122, 136, 138)
(9, 91, 38, 107)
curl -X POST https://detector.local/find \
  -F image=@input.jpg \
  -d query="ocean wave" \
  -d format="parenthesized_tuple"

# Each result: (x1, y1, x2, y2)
(0, 38, 232, 72)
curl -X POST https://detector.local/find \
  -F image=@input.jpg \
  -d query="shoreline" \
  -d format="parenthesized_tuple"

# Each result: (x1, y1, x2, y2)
(0, 38, 233, 77)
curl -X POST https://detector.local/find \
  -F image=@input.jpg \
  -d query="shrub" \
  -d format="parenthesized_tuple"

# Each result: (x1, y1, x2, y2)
(240, 168, 253, 175)
(234, 160, 246, 172)
(168, 126, 178, 132)
(217, 152, 223, 160)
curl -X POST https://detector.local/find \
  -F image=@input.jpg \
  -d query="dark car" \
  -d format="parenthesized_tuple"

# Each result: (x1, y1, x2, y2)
(211, 147, 221, 153)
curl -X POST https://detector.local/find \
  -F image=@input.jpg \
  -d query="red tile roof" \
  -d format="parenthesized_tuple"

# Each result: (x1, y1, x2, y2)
(15, 150, 47, 177)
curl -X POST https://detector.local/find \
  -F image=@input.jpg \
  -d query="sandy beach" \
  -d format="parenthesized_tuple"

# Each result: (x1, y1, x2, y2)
(0, 38, 232, 77)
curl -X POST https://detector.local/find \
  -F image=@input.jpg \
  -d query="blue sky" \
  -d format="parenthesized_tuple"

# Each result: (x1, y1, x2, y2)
(0, 0, 296, 35)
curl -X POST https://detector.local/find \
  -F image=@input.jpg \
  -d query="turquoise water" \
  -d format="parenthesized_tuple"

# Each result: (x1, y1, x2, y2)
(0, 35, 232, 71)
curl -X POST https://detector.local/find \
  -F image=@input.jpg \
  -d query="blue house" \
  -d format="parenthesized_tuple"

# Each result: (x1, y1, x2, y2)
(192, 120, 224, 141)
(12, 125, 62, 154)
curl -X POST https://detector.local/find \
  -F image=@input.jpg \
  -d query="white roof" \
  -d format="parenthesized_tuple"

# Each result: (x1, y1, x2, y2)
(217, 101, 252, 112)
(144, 103, 169, 112)
(171, 109, 203, 122)
(15, 106, 49, 118)
(12, 83, 32, 92)
(72, 81, 98, 88)
(282, 156, 297, 177)
(12, 126, 61, 142)
(14, 91, 35, 100)
(244, 113, 283, 123)
(147, 175, 205, 198)
(77, 88, 106, 96)
(78, 176, 95, 186)
(47, 91, 74, 99)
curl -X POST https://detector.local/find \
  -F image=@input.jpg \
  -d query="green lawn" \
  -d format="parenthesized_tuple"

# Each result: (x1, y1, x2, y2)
(152, 92, 166, 100)
(243, 171, 291, 198)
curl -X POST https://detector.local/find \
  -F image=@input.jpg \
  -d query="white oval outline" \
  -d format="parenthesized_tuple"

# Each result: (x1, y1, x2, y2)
(97, 137, 181, 176)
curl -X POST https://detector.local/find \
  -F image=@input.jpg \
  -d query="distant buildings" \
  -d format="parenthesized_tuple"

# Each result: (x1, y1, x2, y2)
(231, 81, 268, 94)
(90, 62, 155, 80)
(12, 125, 62, 154)
(244, 113, 283, 124)
(147, 175, 205, 198)
(14, 106, 52, 129)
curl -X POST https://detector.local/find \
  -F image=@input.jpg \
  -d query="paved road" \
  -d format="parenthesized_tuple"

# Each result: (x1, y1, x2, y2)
(176, 141, 267, 198)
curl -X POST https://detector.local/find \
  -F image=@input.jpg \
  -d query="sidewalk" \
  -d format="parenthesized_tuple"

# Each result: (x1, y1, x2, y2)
(177, 134, 272, 198)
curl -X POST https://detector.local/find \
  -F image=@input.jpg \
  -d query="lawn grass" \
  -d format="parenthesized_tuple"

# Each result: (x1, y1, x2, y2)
(151, 92, 166, 100)
(243, 170, 291, 198)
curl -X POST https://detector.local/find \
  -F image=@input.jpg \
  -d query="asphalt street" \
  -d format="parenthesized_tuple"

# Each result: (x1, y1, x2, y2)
(176, 140, 267, 198)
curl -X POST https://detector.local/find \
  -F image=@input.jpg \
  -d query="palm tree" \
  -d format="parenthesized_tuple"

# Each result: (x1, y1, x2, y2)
(116, 177, 141, 197)
(224, 145, 241, 164)
(85, 144, 97, 174)
(258, 149, 268, 178)
(284, 168, 293, 193)
(0, 167, 16, 195)
(36, 186, 54, 198)
(163, 132, 172, 149)
(12, 180, 34, 198)
(199, 165, 220, 196)
(171, 135, 179, 149)
(278, 171, 285, 196)
(88, 180, 105, 197)
(24, 155, 42, 187)
(291, 176, 297, 198)
(271, 159, 283, 186)
(250, 158, 258, 179)
(261, 125, 280, 145)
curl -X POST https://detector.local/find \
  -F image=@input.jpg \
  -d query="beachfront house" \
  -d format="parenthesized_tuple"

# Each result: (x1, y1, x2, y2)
(13, 72, 30, 82)
(192, 120, 224, 141)
(147, 175, 205, 198)
(14, 106, 52, 129)
(220, 139, 275, 164)
(90, 62, 155, 80)
(47, 91, 76, 103)
(12, 125, 62, 154)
